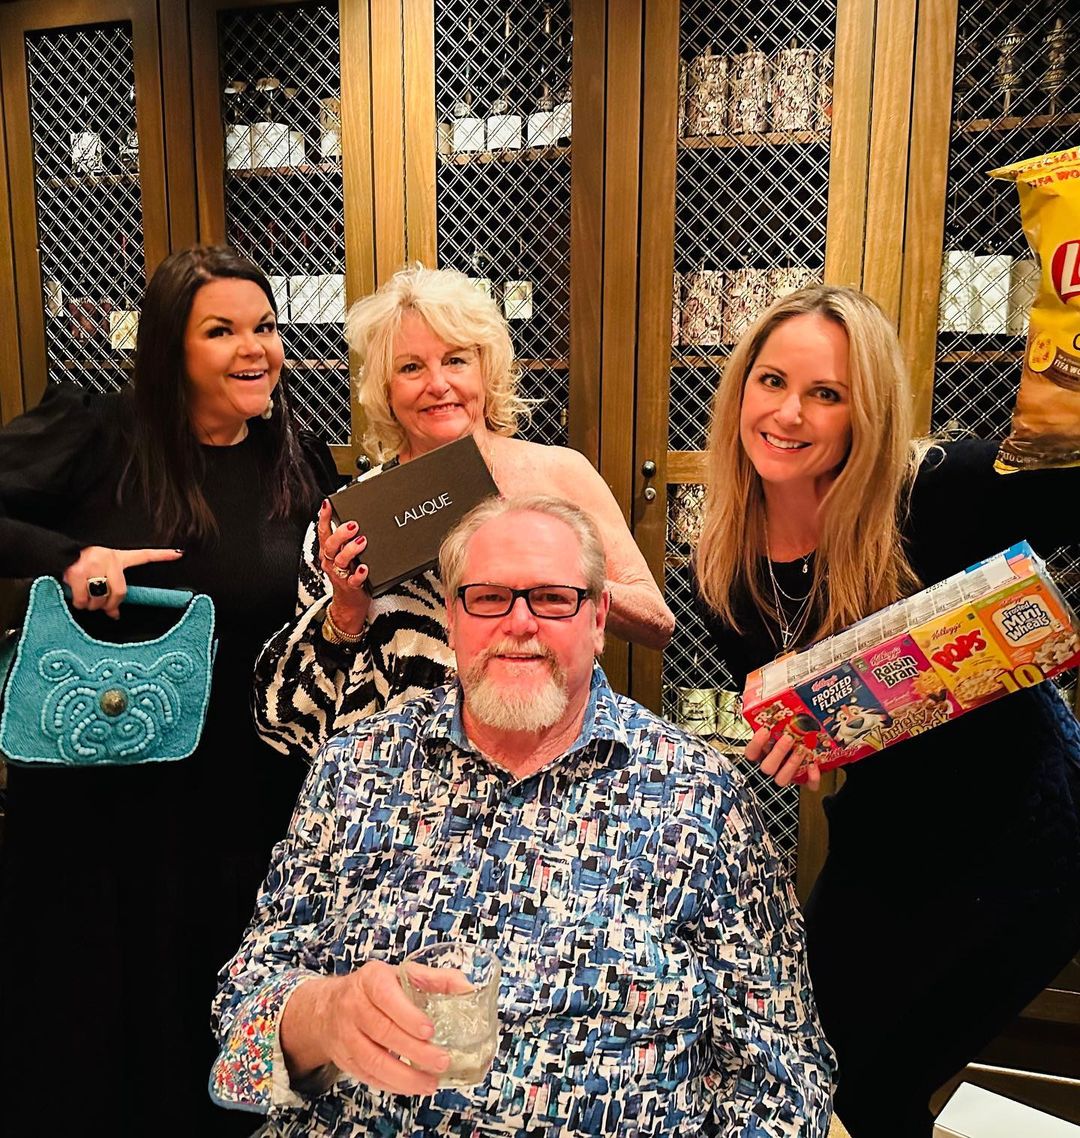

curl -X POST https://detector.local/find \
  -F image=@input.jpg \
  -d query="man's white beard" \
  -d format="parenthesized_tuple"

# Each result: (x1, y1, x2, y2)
(461, 639, 569, 732)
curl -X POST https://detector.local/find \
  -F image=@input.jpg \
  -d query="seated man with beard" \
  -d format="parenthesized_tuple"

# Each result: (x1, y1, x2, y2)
(210, 495, 834, 1137)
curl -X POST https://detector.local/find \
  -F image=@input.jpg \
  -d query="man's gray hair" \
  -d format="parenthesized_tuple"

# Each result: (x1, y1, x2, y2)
(439, 495, 607, 601)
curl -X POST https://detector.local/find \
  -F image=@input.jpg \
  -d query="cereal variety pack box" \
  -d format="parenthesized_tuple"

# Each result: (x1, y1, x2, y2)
(741, 542, 1080, 782)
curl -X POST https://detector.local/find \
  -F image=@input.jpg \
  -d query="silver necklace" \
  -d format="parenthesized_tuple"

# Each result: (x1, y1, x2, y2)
(765, 553, 814, 650)
(769, 552, 813, 602)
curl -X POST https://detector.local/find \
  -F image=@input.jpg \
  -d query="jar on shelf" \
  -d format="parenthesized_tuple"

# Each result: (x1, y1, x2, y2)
(682, 46, 727, 137)
(772, 41, 817, 132)
(728, 44, 770, 134)
(725, 267, 770, 343)
(680, 269, 725, 346)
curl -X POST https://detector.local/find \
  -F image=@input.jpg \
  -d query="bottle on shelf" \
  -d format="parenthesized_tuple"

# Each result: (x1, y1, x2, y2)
(503, 237, 534, 324)
(281, 82, 306, 166)
(729, 41, 771, 135)
(994, 24, 1023, 118)
(452, 92, 485, 154)
(527, 82, 557, 148)
(250, 76, 291, 168)
(970, 200, 1010, 337)
(223, 78, 251, 170)
(468, 242, 494, 298)
(118, 83, 140, 174)
(772, 39, 817, 133)
(1041, 18, 1068, 118)
(320, 95, 342, 162)
(552, 17, 572, 145)
(69, 91, 104, 176)
(487, 11, 522, 151)
(451, 19, 485, 154)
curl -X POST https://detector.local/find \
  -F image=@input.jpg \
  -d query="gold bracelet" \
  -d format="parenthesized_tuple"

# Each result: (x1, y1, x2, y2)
(321, 604, 364, 646)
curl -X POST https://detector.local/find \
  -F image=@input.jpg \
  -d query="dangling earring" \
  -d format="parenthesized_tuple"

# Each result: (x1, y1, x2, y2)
(260, 396, 274, 420)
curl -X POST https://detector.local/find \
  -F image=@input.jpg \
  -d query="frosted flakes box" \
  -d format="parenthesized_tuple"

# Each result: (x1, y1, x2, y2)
(742, 541, 1080, 781)
(795, 665, 893, 756)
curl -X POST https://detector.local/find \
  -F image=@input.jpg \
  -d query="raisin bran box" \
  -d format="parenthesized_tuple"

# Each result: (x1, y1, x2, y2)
(742, 541, 1080, 782)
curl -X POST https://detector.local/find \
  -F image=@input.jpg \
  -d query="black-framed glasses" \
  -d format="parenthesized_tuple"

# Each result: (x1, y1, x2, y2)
(456, 583, 592, 619)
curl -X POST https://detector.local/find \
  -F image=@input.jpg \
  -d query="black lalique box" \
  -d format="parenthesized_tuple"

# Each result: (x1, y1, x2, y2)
(328, 435, 498, 596)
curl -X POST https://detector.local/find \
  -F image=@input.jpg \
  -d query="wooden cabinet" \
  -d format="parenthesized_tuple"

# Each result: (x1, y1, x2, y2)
(0, 0, 1077, 1114)
(0, 0, 191, 419)
(0, 0, 368, 470)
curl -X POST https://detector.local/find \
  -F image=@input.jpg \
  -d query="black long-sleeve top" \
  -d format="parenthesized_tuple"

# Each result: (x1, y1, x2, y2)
(698, 440, 1080, 888)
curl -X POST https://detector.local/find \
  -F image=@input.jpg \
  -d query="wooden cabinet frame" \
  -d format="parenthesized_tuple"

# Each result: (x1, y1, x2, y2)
(0, 0, 176, 411)
(188, 0, 378, 473)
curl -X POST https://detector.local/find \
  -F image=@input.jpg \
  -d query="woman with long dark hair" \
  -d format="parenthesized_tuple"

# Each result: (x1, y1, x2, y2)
(0, 245, 340, 1135)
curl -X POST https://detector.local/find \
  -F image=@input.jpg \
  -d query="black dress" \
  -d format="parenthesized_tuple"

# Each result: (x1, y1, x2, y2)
(0, 385, 340, 1137)
(697, 440, 1080, 1138)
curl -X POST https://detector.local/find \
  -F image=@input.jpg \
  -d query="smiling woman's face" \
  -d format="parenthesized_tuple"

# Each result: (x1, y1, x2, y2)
(388, 311, 487, 461)
(738, 313, 853, 495)
(184, 277, 282, 442)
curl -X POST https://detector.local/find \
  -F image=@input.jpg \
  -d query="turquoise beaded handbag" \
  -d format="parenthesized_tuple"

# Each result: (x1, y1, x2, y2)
(0, 576, 216, 767)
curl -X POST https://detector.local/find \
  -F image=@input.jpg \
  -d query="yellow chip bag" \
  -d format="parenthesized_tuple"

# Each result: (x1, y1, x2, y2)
(989, 146, 1080, 473)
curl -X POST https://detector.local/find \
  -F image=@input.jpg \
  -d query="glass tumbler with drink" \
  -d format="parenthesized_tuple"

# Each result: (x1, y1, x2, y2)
(398, 941, 501, 1088)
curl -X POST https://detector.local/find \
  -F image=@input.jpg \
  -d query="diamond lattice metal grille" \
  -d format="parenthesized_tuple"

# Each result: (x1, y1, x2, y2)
(662, 1, 837, 865)
(669, 0, 834, 455)
(934, 0, 1080, 694)
(26, 23, 144, 395)
(433, 1, 572, 448)
(218, 2, 349, 445)
(661, 483, 799, 872)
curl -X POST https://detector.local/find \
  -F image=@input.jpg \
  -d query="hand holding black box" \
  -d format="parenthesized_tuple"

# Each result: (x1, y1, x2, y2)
(328, 435, 498, 596)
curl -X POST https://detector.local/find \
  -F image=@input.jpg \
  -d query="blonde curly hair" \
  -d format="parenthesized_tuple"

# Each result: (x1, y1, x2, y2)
(346, 263, 530, 462)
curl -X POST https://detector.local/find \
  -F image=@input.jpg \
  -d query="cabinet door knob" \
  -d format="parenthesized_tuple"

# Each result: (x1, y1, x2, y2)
(640, 459, 657, 478)
(355, 455, 371, 474)
(643, 486, 657, 502)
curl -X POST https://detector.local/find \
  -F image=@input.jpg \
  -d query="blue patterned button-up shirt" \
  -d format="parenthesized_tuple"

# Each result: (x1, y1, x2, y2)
(211, 666, 834, 1135)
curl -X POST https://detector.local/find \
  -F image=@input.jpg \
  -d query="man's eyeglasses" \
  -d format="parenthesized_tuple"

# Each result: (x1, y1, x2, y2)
(456, 584, 592, 619)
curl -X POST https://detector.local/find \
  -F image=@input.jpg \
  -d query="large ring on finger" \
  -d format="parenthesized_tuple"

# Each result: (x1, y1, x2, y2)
(332, 565, 350, 580)
(87, 576, 110, 598)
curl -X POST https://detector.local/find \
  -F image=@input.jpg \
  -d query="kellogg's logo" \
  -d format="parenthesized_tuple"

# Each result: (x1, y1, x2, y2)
(1051, 240, 1080, 304)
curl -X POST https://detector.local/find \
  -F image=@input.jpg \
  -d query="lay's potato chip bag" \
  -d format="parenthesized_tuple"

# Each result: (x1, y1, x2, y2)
(989, 146, 1080, 473)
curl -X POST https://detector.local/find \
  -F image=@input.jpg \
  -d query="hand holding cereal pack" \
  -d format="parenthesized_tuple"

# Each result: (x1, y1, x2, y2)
(990, 146, 1080, 473)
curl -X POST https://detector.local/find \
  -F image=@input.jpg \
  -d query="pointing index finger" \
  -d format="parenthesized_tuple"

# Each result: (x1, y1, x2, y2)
(116, 548, 184, 569)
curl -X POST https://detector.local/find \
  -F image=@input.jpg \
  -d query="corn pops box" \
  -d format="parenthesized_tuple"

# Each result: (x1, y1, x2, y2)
(742, 541, 1080, 781)
(909, 606, 1015, 710)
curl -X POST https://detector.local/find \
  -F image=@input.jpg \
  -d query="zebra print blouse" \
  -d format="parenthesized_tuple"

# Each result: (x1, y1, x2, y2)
(252, 466, 455, 760)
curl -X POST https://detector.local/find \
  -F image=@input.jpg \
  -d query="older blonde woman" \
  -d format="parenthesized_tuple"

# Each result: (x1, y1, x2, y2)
(254, 264, 672, 755)
(693, 284, 1080, 1138)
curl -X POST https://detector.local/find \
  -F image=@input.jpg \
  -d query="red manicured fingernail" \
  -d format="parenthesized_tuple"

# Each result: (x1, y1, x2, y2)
(347, 521, 358, 531)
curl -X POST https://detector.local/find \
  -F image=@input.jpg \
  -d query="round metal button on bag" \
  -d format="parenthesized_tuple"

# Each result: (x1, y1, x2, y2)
(99, 689, 128, 717)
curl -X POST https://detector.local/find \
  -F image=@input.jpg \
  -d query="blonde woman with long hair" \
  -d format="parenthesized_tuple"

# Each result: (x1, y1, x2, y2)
(694, 284, 1080, 1138)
